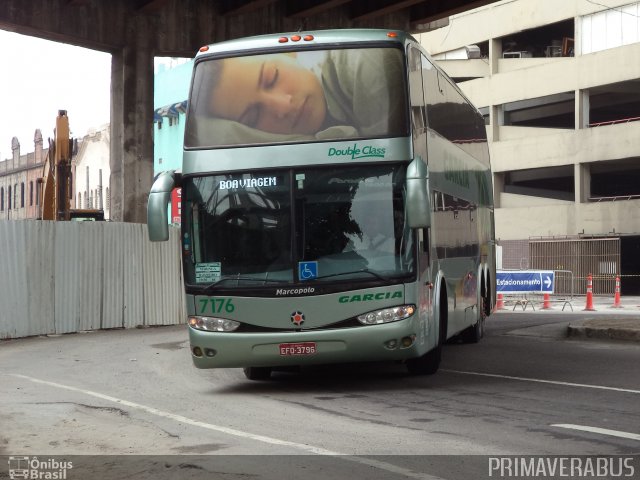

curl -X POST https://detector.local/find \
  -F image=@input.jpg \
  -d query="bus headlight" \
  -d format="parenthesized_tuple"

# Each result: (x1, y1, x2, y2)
(188, 316, 240, 332)
(357, 305, 415, 325)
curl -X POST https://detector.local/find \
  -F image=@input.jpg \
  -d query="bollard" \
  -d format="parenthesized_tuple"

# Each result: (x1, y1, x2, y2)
(583, 274, 596, 311)
(496, 293, 505, 310)
(612, 275, 623, 308)
(542, 293, 553, 310)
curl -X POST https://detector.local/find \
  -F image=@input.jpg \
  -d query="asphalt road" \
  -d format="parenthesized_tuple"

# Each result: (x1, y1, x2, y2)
(1, 311, 639, 479)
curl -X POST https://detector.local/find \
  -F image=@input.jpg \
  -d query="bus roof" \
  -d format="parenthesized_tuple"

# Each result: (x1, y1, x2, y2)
(194, 29, 413, 58)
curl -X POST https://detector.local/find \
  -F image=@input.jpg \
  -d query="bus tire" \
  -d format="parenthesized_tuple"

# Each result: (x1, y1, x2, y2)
(243, 366, 272, 380)
(460, 316, 483, 343)
(406, 345, 441, 375)
(406, 280, 446, 375)
(461, 278, 487, 343)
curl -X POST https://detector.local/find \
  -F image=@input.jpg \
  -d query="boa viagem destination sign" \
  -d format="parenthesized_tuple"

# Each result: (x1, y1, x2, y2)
(497, 270, 555, 294)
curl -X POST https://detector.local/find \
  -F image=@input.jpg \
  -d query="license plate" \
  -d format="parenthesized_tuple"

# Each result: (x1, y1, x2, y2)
(279, 342, 317, 356)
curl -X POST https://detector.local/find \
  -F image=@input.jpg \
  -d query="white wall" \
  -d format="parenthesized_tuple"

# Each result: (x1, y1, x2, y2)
(74, 125, 111, 219)
(496, 198, 640, 240)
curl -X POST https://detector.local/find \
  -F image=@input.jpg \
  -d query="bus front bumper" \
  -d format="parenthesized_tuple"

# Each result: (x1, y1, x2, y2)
(188, 319, 429, 369)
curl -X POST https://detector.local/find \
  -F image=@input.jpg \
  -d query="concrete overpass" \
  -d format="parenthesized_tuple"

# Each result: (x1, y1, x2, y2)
(0, 0, 498, 222)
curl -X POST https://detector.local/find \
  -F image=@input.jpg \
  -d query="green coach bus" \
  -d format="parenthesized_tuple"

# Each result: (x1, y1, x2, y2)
(147, 29, 496, 380)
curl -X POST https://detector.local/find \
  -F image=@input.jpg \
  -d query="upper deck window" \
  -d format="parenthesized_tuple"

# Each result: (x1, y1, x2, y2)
(185, 47, 408, 148)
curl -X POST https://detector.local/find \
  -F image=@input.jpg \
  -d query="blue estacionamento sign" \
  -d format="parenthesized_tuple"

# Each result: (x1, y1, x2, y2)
(497, 270, 555, 294)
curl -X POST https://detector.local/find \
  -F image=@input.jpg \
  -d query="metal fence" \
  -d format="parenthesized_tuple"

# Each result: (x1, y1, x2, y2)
(0, 220, 186, 339)
(529, 237, 620, 295)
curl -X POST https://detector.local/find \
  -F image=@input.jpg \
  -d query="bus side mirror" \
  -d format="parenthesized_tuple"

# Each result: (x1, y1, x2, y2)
(406, 157, 431, 228)
(147, 170, 181, 242)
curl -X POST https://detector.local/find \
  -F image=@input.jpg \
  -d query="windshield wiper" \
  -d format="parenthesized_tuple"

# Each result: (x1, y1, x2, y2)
(315, 269, 392, 282)
(202, 276, 287, 294)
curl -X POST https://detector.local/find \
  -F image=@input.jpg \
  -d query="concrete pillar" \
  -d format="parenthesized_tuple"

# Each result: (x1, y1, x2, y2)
(489, 38, 501, 76)
(576, 89, 590, 129)
(110, 15, 154, 223)
(575, 163, 591, 204)
(573, 16, 582, 57)
(493, 171, 504, 209)
(110, 49, 124, 221)
(491, 105, 503, 142)
(98, 169, 103, 210)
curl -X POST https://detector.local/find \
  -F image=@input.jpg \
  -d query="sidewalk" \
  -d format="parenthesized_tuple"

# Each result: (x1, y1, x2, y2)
(496, 294, 640, 343)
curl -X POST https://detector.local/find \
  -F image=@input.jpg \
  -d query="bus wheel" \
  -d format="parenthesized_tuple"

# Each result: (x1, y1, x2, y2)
(407, 345, 442, 375)
(460, 297, 487, 343)
(243, 367, 272, 381)
(460, 317, 483, 343)
(406, 345, 441, 375)
(461, 297, 486, 343)
(407, 281, 446, 375)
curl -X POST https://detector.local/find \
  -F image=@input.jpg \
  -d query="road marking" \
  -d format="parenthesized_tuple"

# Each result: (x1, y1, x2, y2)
(9, 373, 442, 480)
(551, 424, 640, 441)
(442, 369, 640, 394)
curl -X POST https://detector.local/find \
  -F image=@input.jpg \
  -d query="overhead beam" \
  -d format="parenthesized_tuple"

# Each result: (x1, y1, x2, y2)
(135, 0, 171, 14)
(218, 0, 279, 16)
(410, 0, 499, 28)
(350, 0, 423, 21)
(286, 0, 350, 18)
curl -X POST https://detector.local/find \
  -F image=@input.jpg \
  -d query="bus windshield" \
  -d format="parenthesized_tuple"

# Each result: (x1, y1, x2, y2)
(185, 46, 408, 148)
(181, 164, 414, 290)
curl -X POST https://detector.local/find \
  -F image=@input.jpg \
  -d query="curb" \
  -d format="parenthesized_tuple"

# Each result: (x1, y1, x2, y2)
(566, 324, 640, 342)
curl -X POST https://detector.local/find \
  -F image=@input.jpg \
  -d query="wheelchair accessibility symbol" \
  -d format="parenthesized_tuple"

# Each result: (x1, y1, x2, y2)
(298, 261, 318, 281)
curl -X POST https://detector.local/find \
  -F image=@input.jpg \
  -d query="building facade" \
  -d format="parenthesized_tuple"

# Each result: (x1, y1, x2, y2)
(1, 125, 111, 221)
(154, 59, 192, 224)
(154, 59, 192, 176)
(418, 0, 640, 294)
(0, 131, 47, 220)
(72, 124, 111, 219)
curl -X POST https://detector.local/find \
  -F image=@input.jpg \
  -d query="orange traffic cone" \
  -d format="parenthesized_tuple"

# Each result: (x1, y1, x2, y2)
(496, 293, 505, 310)
(612, 275, 623, 308)
(583, 274, 596, 311)
(542, 293, 553, 310)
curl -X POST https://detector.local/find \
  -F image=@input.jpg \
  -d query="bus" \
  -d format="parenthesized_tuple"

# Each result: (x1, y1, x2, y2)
(147, 29, 496, 380)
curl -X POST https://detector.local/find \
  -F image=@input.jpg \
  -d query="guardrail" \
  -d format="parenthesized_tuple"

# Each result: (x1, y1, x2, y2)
(588, 116, 640, 127)
(588, 194, 640, 202)
(500, 293, 574, 312)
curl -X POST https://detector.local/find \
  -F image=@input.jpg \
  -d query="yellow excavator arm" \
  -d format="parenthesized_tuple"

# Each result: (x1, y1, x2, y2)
(40, 110, 72, 221)
(40, 110, 105, 221)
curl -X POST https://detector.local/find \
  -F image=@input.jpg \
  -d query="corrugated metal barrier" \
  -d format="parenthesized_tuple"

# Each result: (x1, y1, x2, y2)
(0, 220, 186, 339)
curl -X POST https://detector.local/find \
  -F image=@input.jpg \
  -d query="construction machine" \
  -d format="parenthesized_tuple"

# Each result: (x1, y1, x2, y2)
(39, 110, 104, 221)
